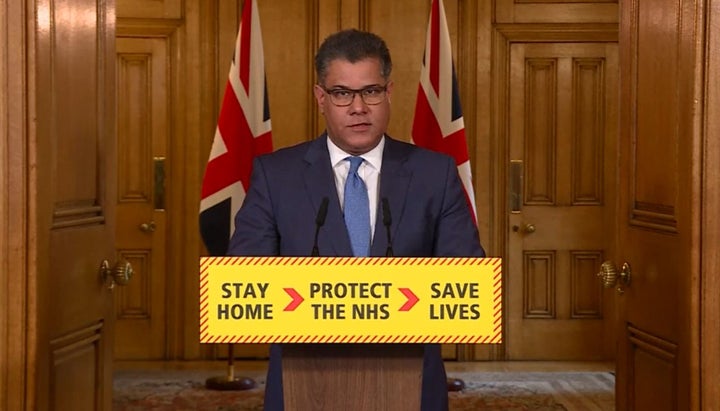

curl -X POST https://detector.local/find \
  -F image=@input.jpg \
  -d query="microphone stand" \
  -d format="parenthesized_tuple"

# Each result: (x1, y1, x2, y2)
(381, 198, 393, 257)
(312, 197, 329, 256)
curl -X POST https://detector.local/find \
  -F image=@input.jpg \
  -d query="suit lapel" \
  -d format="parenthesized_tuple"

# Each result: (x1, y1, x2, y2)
(303, 134, 353, 256)
(371, 137, 411, 256)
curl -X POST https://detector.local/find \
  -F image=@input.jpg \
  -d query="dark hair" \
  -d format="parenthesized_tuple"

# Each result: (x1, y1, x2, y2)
(315, 29, 392, 85)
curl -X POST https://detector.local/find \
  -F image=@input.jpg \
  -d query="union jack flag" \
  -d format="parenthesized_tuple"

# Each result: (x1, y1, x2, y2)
(200, 0, 273, 256)
(411, 0, 477, 224)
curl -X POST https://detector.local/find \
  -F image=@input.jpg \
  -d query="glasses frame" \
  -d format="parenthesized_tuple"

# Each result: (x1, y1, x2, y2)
(320, 84, 389, 107)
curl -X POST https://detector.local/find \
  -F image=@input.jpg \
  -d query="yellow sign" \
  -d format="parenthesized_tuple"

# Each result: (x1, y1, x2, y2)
(199, 257, 502, 344)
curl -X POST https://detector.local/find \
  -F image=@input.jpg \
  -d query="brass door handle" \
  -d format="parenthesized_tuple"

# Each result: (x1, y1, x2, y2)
(100, 259, 133, 290)
(512, 223, 536, 234)
(597, 261, 631, 294)
(139, 221, 156, 233)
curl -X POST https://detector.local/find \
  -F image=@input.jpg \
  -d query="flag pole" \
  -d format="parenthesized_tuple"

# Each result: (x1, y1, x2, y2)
(412, 0, 475, 393)
(199, 0, 272, 392)
(447, 377, 465, 392)
(205, 344, 256, 391)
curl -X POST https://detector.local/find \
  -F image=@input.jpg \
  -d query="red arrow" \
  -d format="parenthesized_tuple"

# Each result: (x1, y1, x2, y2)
(398, 288, 419, 311)
(283, 288, 304, 311)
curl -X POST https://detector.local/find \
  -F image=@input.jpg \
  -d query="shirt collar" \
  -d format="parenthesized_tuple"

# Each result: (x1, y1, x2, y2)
(327, 135, 385, 172)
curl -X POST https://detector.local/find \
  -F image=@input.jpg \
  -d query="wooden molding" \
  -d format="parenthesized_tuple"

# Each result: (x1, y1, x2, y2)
(1, 0, 32, 408)
(701, 2, 720, 409)
(496, 23, 618, 42)
(117, 18, 183, 37)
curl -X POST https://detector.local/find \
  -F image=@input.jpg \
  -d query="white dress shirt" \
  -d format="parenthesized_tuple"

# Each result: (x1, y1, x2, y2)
(327, 136, 385, 241)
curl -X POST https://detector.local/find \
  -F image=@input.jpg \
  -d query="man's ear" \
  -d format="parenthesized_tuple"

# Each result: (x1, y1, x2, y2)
(385, 80, 394, 104)
(313, 84, 326, 113)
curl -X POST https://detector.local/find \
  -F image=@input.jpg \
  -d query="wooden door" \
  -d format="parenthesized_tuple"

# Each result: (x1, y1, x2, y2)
(506, 41, 618, 360)
(114, 35, 169, 360)
(614, 0, 702, 409)
(33, 0, 119, 409)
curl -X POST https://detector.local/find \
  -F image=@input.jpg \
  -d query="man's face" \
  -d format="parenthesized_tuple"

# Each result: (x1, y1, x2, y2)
(314, 58, 393, 155)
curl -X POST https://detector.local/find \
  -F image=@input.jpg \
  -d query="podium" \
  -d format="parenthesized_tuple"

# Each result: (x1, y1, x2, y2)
(281, 344, 424, 410)
(200, 256, 504, 409)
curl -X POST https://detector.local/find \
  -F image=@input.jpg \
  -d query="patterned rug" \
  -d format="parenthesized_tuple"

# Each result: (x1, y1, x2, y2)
(113, 369, 614, 411)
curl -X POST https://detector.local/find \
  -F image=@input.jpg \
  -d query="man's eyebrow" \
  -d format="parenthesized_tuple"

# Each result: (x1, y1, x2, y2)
(326, 83, 383, 90)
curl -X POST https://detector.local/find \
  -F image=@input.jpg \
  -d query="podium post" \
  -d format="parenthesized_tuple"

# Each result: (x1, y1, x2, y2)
(281, 344, 424, 411)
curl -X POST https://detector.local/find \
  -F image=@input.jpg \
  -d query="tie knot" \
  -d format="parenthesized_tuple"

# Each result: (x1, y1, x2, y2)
(346, 156, 364, 174)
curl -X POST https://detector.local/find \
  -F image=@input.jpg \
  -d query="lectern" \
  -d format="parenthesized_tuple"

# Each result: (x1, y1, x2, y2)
(281, 344, 424, 410)
(200, 256, 503, 409)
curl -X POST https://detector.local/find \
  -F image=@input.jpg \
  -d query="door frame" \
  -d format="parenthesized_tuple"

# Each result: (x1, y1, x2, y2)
(700, 0, 720, 407)
(491, 24, 619, 359)
(1, 1, 35, 408)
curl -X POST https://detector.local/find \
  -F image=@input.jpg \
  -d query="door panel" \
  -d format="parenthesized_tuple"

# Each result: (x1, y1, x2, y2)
(507, 42, 618, 360)
(34, 0, 117, 408)
(615, 0, 700, 409)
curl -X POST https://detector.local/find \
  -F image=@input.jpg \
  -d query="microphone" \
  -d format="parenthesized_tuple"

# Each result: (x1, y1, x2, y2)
(311, 197, 329, 256)
(381, 198, 393, 257)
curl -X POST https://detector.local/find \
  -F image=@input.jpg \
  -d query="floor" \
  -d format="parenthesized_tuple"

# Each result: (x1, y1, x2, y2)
(445, 360, 614, 373)
(114, 360, 616, 411)
(115, 359, 615, 374)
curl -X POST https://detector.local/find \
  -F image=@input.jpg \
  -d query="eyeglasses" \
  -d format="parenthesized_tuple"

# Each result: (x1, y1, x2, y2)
(321, 84, 388, 107)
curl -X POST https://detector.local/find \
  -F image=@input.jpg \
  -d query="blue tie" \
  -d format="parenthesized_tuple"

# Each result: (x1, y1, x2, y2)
(344, 156, 370, 257)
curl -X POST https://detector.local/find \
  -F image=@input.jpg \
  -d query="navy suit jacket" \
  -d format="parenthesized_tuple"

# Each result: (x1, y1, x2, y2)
(228, 134, 485, 410)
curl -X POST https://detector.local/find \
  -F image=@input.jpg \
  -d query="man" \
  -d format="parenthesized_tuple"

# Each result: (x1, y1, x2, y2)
(228, 29, 485, 411)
